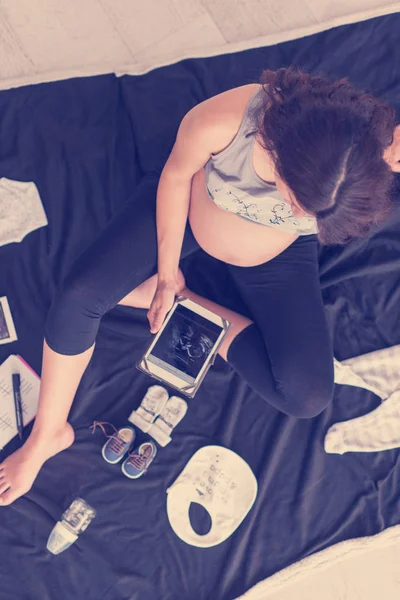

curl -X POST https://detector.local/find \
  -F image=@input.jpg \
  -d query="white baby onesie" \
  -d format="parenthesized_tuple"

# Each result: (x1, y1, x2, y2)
(325, 345, 400, 454)
(0, 178, 47, 246)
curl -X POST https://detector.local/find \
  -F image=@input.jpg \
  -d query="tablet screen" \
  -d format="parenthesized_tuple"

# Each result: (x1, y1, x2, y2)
(150, 304, 223, 381)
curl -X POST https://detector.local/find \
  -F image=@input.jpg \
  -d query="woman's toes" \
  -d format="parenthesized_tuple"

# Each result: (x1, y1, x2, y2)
(0, 480, 11, 496)
(0, 488, 19, 506)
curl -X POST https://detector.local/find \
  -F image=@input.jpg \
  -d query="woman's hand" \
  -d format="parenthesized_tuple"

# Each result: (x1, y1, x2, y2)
(147, 270, 186, 334)
(384, 124, 400, 173)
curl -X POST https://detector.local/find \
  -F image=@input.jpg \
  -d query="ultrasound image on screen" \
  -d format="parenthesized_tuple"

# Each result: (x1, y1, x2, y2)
(151, 304, 223, 379)
(0, 303, 10, 340)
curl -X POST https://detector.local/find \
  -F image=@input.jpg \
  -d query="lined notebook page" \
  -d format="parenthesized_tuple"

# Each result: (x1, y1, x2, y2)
(0, 355, 40, 449)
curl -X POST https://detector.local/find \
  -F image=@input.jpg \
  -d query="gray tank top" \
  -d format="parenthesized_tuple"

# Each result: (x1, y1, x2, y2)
(203, 87, 318, 235)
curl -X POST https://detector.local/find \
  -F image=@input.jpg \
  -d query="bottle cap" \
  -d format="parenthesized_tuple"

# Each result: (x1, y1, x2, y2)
(46, 521, 79, 555)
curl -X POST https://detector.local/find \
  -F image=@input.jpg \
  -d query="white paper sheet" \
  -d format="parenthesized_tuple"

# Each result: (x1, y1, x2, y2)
(0, 355, 40, 449)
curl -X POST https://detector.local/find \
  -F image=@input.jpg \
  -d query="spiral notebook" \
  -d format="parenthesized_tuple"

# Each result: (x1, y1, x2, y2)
(0, 355, 40, 450)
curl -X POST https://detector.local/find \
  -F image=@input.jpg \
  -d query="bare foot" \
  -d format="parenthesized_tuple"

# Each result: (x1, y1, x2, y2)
(0, 423, 74, 506)
(119, 269, 186, 309)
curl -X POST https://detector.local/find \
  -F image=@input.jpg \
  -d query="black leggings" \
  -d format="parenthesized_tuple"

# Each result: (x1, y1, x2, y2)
(45, 176, 334, 418)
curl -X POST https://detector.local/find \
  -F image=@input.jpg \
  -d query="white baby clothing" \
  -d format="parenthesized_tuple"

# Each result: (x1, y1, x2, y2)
(325, 345, 400, 454)
(0, 178, 47, 246)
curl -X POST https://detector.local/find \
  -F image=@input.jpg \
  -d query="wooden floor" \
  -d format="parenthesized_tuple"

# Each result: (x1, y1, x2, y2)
(0, 1, 398, 87)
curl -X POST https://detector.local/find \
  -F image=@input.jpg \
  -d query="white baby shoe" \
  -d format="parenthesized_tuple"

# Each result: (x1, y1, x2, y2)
(128, 385, 169, 433)
(147, 396, 188, 447)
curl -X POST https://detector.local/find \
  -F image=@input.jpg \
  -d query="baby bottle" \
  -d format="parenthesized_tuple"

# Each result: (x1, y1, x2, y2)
(46, 497, 96, 555)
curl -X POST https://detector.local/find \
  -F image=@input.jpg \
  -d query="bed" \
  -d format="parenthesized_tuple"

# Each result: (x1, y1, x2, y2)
(0, 11, 399, 600)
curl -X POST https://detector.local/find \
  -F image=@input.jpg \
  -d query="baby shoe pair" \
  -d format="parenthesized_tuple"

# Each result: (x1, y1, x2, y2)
(128, 385, 188, 447)
(96, 423, 157, 479)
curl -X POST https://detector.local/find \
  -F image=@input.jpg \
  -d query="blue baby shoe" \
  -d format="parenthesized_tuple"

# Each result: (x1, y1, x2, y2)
(121, 440, 157, 479)
(101, 426, 136, 464)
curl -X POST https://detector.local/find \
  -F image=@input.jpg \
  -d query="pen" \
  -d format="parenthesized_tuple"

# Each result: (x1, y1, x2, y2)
(12, 373, 24, 441)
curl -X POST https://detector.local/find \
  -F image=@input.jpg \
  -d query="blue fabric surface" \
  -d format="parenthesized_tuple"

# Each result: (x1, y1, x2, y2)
(0, 13, 399, 600)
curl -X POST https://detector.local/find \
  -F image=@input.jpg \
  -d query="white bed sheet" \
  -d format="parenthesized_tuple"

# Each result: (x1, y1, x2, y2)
(0, 1, 399, 90)
(237, 525, 400, 600)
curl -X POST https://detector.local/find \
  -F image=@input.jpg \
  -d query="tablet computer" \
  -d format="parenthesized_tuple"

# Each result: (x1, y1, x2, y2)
(137, 296, 230, 397)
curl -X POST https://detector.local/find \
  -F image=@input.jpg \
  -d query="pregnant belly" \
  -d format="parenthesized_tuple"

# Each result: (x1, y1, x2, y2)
(188, 169, 297, 267)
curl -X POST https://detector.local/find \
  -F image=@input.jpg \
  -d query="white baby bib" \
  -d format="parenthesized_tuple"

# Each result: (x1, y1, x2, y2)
(0, 178, 47, 246)
(166, 445, 257, 548)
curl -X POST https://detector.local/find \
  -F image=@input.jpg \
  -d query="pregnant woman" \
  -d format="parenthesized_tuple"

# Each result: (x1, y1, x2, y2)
(1, 68, 399, 505)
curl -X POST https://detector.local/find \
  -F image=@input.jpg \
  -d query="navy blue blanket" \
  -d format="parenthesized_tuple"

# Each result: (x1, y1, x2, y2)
(0, 13, 399, 600)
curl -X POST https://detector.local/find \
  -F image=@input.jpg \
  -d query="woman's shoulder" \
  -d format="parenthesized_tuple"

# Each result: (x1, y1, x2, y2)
(190, 83, 261, 124)
(209, 83, 261, 107)
(182, 84, 261, 156)
(165, 84, 263, 177)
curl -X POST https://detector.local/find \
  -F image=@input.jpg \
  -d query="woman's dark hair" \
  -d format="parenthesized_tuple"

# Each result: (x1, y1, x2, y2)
(257, 67, 396, 245)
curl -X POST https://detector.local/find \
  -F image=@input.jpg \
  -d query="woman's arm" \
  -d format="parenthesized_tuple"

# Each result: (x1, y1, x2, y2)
(155, 103, 229, 281)
(148, 89, 253, 332)
(155, 172, 192, 285)
(147, 110, 210, 331)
